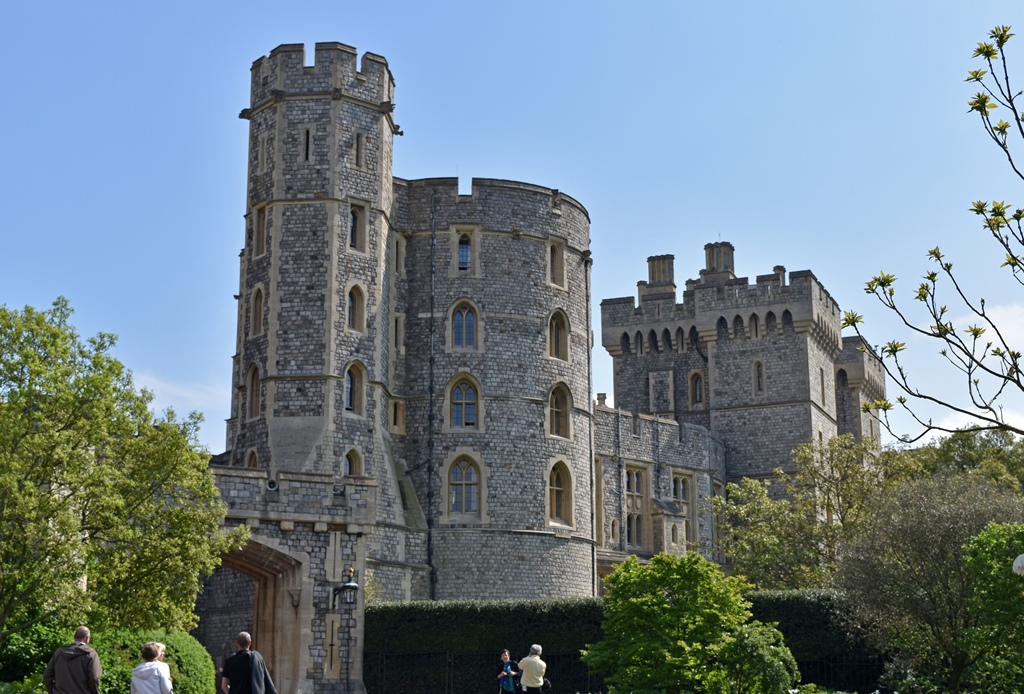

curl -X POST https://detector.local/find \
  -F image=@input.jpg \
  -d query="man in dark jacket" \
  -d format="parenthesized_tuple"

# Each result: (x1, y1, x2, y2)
(43, 626, 102, 694)
(220, 632, 277, 694)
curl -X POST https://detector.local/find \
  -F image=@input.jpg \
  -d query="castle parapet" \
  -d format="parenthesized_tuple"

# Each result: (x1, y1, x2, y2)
(592, 405, 726, 478)
(211, 466, 378, 529)
(837, 336, 886, 400)
(394, 176, 590, 237)
(244, 42, 394, 118)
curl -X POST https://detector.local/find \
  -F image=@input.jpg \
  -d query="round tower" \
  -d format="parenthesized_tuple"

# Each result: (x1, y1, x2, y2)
(393, 178, 596, 599)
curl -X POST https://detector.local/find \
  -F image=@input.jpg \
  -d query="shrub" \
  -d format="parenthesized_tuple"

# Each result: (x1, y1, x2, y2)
(90, 629, 215, 694)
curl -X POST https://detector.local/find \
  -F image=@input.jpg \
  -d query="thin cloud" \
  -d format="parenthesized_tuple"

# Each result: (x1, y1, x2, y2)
(132, 370, 229, 414)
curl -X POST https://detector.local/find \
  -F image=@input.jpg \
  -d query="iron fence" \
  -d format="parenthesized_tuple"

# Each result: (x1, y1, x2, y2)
(364, 650, 604, 694)
(363, 650, 882, 693)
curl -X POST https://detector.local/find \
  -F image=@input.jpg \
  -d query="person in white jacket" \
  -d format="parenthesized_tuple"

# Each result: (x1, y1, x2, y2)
(131, 642, 173, 694)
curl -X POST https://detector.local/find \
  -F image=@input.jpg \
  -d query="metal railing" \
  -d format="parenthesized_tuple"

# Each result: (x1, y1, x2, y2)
(364, 650, 605, 694)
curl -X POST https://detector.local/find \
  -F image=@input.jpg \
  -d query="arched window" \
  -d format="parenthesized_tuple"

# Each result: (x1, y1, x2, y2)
(549, 462, 571, 523)
(673, 475, 688, 501)
(662, 329, 672, 351)
(458, 234, 471, 271)
(246, 451, 258, 468)
(671, 524, 679, 544)
(344, 450, 361, 476)
(620, 333, 631, 356)
(749, 313, 760, 338)
(648, 330, 659, 353)
(549, 241, 565, 286)
(252, 288, 264, 336)
(246, 365, 260, 420)
(344, 364, 364, 415)
(689, 326, 700, 351)
(734, 315, 745, 338)
(627, 513, 644, 547)
(610, 518, 620, 542)
(690, 372, 704, 406)
(626, 468, 645, 546)
(451, 380, 478, 429)
(765, 311, 777, 335)
(349, 204, 372, 252)
(549, 312, 568, 360)
(449, 457, 480, 515)
(717, 316, 729, 340)
(634, 331, 644, 355)
(347, 286, 365, 332)
(453, 303, 476, 349)
(782, 310, 794, 333)
(253, 206, 267, 257)
(549, 385, 570, 438)
(755, 361, 765, 393)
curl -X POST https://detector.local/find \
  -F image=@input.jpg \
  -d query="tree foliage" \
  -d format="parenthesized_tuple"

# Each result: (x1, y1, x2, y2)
(834, 474, 1024, 694)
(582, 553, 798, 693)
(960, 522, 1024, 691)
(0, 299, 246, 649)
(711, 434, 912, 589)
(843, 26, 1024, 442)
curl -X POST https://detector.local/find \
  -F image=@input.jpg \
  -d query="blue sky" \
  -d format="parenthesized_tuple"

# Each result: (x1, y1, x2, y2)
(2, 0, 1021, 451)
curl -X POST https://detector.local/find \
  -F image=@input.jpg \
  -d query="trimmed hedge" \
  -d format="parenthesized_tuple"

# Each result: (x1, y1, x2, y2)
(748, 590, 877, 662)
(366, 591, 885, 693)
(365, 597, 604, 655)
(749, 590, 885, 693)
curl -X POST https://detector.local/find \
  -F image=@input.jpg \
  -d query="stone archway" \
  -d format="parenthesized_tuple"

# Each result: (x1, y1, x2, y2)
(194, 538, 308, 694)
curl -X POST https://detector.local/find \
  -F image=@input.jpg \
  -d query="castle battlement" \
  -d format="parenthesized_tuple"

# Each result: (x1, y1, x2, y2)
(244, 42, 394, 118)
(211, 466, 378, 526)
(394, 176, 590, 226)
(602, 244, 843, 355)
(592, 405, 726, 475)
(837, 336, 887, 400)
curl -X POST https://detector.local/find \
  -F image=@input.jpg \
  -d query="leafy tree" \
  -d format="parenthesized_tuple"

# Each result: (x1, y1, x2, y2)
(711, 434, 913, 589)
(582, 553, 798, 693)
(960, 522, 1024, 692)
(834, 473, 1024, 694)
(909, 427, 1024, 491)
(0, 298, 246, 649)
(708, 477, 823, 589)
(843, 26, 1024, 442)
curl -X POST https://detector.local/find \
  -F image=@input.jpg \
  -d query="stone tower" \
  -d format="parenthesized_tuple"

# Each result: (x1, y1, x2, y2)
(601, 242, 881, 483)
(390, 178, 595, 598)
(201, 44, 599, 689)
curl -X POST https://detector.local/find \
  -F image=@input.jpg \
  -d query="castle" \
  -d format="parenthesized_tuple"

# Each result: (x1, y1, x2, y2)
(192, 43, 885, 694)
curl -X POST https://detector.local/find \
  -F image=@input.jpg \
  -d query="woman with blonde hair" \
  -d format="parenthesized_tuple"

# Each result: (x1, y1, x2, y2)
(131, 642, 173, 694)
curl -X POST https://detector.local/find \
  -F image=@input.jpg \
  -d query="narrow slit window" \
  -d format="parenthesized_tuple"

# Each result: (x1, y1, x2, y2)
(355, 132, 365, 168)
(254, 207, 267, 257)
(458, 235, 471, 271)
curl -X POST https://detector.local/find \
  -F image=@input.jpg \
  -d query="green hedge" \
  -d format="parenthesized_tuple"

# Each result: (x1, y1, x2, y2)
(366, 591, 885, 693)
(0, 622, 76, 682)
(0, 628, 214, 694)
(91, 629, 216, 694)
(748, 590, 875, 661)
(365, 597, 604, 655)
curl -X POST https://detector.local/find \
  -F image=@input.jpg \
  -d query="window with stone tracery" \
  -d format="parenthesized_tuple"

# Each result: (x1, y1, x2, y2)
(626, 467, 646, 549)
(448, 457, 480, 517)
